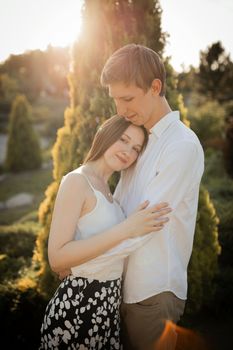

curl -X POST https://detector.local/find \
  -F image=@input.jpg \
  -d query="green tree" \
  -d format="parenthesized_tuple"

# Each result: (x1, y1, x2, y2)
(189, 100, 225, 147)
(34, 0, 220, 316)
(201, 149, 233, 314)
(187, 186, 221, 313)
(5, 94, 42, 172)
(0, 46, 69, 103)
(0, 73, 19, 122)
(0, 73, 18, 104)
(198, 41, 233, 103)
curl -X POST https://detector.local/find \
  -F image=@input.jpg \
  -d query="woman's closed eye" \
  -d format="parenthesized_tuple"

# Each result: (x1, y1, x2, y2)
(123, 97, 134, 102)
(120, 137, 128, 143)
(133, 147, 141, 154)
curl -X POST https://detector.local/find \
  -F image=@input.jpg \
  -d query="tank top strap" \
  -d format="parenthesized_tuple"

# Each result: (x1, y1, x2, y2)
(78, 172, 96, 192)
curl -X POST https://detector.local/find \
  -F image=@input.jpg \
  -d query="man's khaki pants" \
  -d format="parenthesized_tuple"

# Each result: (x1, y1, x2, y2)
(120, 291, 185, 350)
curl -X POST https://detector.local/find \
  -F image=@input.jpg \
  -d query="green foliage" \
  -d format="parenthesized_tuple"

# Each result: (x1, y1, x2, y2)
(164, 59, 189, 126)
(177, 66, 199, 104)
(189, 100, 225, 147)
(32, 95, 68, 140)
(0, 283, 47, 349)
(35, 181, 61, 297)
(5, 94, 42, 172)
(0, 168, 52, 203)
(0, 73, 19, 116)
(202, 150, 233, 267)
(200, 149, 233, 314)
(0, 46, 69, 103)
(186, 186, 220, 314)
(0, 222, 39, 283)
(198, 41, 233, 103)
(214, 266, 233, 316)
(0, 167, 52, 225)
(178, 42, 232, 177)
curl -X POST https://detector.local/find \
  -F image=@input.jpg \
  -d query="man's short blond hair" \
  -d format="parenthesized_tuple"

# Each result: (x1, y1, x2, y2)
(100, 43, 166, 96)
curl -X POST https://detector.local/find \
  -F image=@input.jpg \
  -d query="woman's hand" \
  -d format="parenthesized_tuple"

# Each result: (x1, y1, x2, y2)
(123, 201, 172, 238)
(57, 269, 71, 280)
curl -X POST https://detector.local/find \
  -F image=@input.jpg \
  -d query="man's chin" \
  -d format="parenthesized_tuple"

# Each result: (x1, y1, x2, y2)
(130, 119, 143, 126)
(125, 115, 143, 126)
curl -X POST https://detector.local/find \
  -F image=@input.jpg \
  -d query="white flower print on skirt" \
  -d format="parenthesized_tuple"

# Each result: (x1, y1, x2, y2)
(39, 275, 122, 349)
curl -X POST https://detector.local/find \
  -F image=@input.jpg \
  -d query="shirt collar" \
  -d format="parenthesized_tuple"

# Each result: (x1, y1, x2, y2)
(149, 111, 180, 138)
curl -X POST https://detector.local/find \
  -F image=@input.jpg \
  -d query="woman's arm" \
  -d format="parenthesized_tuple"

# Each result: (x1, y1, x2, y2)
(48, 173, 170, 272)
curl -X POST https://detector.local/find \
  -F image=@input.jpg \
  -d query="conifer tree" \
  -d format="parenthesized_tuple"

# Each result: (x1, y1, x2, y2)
(34, 0, 220, 314)
(187, 186, 221, 313)
(5, 94, 41, 172)
(198, 41, 233, 103)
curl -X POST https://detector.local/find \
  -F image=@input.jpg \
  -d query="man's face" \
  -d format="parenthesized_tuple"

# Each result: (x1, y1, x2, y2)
(108, 82, 156, 130)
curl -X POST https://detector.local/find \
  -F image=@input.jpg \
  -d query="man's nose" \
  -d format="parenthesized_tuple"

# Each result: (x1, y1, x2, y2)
(115, 101, 126, 116)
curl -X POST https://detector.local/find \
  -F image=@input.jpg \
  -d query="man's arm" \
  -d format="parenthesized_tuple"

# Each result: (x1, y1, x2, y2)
(141, 140, 204, 207)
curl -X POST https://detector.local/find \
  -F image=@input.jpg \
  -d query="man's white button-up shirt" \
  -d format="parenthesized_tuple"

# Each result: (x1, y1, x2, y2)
(114, 111, 204, 303)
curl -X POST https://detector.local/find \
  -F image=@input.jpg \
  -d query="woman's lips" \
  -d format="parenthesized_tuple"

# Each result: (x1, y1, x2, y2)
(116, 155, 128, 164)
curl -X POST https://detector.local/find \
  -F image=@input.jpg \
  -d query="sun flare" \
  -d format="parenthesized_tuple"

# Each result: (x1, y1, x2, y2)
(45, 0, 84, 47)
(0, 0, 84, 62)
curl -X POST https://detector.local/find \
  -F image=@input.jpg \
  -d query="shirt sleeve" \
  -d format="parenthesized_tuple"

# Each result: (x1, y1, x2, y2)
(71, 233, 154, 276)
(140, 140, 204, 208)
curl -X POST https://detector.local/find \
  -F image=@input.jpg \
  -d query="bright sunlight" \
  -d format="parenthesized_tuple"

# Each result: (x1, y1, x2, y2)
(0, 0, 84, 62)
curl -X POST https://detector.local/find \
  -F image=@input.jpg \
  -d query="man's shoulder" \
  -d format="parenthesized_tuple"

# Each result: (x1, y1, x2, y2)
(159, 122, 204, 163)
(170, 120, 202, 147)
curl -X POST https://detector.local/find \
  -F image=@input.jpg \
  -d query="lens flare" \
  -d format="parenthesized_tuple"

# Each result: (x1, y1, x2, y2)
(153, 320, 211, 350)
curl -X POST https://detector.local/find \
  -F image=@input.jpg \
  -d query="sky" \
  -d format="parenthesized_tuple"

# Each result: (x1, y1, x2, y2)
(160, 0, 233, 71)
(0, 0, 232, 72)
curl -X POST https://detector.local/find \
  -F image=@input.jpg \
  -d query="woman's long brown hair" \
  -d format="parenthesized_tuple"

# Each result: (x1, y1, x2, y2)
(84, 114, 148, 163)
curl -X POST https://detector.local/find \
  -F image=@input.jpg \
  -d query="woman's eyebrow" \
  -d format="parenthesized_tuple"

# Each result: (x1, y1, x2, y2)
(123, 133, 143, 147)
(122, 133, 131, 139)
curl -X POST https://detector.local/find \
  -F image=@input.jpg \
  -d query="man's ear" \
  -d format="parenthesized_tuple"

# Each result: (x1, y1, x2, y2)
(151, 79, 162, 96)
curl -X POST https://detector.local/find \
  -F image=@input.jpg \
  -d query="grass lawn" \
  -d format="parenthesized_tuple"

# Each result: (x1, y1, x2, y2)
(0, 167, 53, 225)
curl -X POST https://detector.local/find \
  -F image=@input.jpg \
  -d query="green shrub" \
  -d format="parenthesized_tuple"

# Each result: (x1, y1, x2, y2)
(0, 283, 47, 349)
(202, 149, 233, 267)
(201, 149, 233, 313)
(186, 186, 221, 314)
(189, 101, 225, 147)
(5, 94, 42, 172)
(0, 223, 39, 283)
(214, 266, 233, 315)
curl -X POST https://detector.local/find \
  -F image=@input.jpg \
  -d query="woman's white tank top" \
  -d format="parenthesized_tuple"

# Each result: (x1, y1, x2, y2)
(70, 169, 125, 240)
(61, 168, 153, 281)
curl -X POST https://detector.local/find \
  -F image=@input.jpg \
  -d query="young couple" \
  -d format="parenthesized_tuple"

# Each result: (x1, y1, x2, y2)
(39, 44, 204, 350)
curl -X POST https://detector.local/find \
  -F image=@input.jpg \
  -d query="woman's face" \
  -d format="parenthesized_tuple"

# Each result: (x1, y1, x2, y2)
(104, 124, 146, 171)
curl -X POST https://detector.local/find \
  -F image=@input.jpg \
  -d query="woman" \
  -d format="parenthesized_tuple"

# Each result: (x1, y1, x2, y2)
(39, 115, 171, 350)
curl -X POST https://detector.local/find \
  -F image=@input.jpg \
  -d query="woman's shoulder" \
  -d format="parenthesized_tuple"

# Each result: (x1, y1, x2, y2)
(61, 167, 89, 191)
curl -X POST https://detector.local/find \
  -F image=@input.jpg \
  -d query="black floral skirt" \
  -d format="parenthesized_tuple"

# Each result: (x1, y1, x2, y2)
(39, 275, 122, 350)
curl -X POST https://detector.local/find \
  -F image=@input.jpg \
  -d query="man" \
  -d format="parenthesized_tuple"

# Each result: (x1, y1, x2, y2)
(100, 43, 204, 350)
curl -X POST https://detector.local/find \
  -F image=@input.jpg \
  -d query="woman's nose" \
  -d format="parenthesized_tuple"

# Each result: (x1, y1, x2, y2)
(121, 146, 131, 158)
